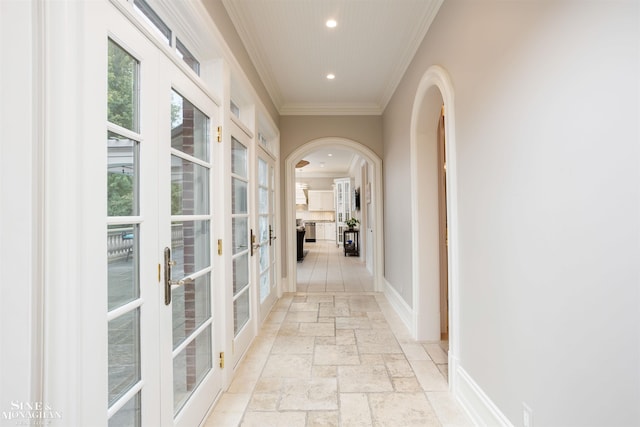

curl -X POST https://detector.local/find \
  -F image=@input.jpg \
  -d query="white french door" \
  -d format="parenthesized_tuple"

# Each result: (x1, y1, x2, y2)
(105, 4, 221, 426)
(229, 124, 254, 367)
(256, 149, 278, 322)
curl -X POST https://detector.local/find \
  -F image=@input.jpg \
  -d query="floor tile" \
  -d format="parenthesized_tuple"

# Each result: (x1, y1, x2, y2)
(338, 365, 394, 392)
(278, 378, 338, 410)
(339, 393, 373, 427)
(368, 392, 440, 426)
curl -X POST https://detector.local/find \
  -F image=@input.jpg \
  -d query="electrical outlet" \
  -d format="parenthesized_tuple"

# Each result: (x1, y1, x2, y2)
(522, 403, 533, 427)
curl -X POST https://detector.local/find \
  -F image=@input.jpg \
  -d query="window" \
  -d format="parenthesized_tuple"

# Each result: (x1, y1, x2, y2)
(176, 38, 200, 75)
(133, 0, 171, 46)
(230, 100, 240, 119)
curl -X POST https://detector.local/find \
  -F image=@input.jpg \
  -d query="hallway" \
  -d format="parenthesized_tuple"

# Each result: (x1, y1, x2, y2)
(205, 243, 471, 426)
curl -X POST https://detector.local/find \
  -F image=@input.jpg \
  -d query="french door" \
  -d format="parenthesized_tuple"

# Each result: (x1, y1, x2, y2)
(105, 4, 221, 426)
(256, 149, 278, 322)
(229, 125, 254, 367)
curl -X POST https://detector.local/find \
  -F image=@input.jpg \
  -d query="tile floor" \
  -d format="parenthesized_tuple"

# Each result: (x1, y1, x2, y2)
(204, 242, 472, 427)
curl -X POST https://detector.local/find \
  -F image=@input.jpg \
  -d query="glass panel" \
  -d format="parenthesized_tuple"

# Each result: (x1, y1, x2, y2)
(108, 133, 138, 216)
(108, 309, 140, 406)
(108, 224, 139, 310)
(233, 289, 250, 336)
(108, 40, 139, 132)
(230, 100, 240, 119)
(231, 138, 247, 178)
(171, 90, 209, 162)
(176, 38, 200, 75)
(231, 217, 248, 255)
(232, 253, 249, 295)
(258, 158, 267, 186)
(173, 325, 212, 414)
(108, 392, 141, 427)
(171, 221, 210, 278)
(171, 156, 209, 216)
(259, 187, 268, 214)
(133, 0, 171, 46)
(172, 274, 211, 348)
(259, 244, 268, 273)
(260, 273, 269, 303)
(232, 178, 247, 214)
(259, 216, 268, 243)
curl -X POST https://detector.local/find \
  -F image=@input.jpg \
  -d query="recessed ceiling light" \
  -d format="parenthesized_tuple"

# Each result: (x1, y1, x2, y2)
(327, 153, 333, 157)
(326, 73, 335, 80)
(326, 19, 337, 28)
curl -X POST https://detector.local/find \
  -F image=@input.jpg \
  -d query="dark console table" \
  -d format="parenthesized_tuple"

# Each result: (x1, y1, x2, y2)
(343, 229, 359, 257)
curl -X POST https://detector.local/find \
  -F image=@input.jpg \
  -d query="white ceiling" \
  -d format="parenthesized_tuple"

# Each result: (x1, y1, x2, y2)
(221, 0, 443, 116)
(296, 146, 358, 177)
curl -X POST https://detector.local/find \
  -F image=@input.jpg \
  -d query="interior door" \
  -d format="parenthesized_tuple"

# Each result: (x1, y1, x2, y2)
(105, 5, 221, 427)
(256, 149, 278, 322)
(229, 125, 254, 367)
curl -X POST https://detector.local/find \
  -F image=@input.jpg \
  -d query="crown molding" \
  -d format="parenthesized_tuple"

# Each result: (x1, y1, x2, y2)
(279, 103, 383, 116)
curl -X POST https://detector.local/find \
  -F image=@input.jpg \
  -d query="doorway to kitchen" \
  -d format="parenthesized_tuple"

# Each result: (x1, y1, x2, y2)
(285, 138, 384, 294)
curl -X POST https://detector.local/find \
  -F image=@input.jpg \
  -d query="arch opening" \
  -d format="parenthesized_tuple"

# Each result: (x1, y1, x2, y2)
(409, 65, 460, 390)
(284, 138, 384, 294)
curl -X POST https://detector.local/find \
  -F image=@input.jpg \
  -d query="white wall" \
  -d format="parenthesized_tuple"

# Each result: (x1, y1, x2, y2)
(383, 0, 639, 425)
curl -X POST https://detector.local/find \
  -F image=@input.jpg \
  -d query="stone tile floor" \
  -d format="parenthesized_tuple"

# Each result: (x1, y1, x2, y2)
(204, 242, 472, 426)
(204, 291, 472, 426)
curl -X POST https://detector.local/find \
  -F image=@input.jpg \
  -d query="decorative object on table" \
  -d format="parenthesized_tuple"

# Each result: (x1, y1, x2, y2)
(345, 217, 359, 230)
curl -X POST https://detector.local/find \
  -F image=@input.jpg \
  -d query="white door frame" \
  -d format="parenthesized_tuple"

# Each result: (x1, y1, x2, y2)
(284, 138, 384, 293)
(409, 65, 460, 391)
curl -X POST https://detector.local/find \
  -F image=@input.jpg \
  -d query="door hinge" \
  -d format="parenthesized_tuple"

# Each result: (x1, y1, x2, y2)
(219, 351, 225, 369)
(217, 126, 222, 143)
(217, 239, 222, 255)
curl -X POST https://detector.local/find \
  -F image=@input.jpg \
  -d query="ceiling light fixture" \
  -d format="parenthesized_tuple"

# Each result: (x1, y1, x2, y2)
(327, 153, 333, 157)
(326, 73, 335, 80)
(326, 19, 337, 28)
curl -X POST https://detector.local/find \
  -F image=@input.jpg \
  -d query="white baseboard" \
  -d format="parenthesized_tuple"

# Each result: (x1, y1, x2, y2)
(455, 366, 513, 426)
(382, 278, 414, 336)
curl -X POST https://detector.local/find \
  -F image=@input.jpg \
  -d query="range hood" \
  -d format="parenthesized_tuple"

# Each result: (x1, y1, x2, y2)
(295, 182, 307, 205)
(295, 187, 307, 204)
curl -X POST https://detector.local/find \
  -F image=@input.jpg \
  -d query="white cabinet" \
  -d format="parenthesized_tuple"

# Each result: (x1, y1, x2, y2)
(314, 222, 337, 241)
(325, 222, 336, 242)
(308, 190, 335, 211)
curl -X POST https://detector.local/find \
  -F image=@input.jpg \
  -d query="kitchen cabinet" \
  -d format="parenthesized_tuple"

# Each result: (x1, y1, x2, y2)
(325, 222, 336, 242)
(308, 190, 335, 211)
(313, 222, 337, 241)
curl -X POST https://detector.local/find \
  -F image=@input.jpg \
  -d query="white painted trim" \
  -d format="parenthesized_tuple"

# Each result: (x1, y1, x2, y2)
(285, 138, 384, 293)
(382, 279, 413, 334)
(455, 367, 514, 427)
(409, 66, 460, 364)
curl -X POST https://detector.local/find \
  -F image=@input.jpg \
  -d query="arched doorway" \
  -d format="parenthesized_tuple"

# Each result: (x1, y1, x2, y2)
(409, 65, 460, 388)
(285, 138, 384, 293)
